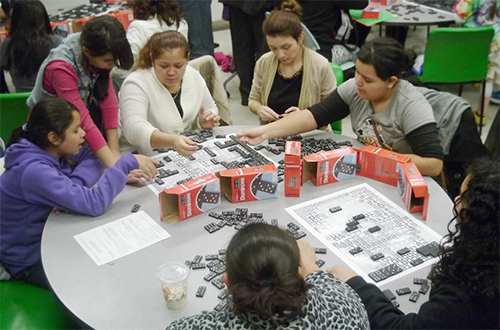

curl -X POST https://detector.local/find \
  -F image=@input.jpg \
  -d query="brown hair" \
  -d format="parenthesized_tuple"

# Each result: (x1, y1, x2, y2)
(262, 0, 302, 40)
(129, 0, 183, 29)
(134, 31, 189, 70)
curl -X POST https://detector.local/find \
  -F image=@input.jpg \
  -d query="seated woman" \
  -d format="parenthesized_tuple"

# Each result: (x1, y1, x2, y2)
(166, 223, 370, 329)
(329, 157, 500, 329)
(0, 97, 154, 290)
(113, 0, 188, 79)
(112, 0, 231, 124)
(0, 0, 63, 92)
(119, 31, 220, 157)
(239, 37, 444, 176)
(26, 16, 157, 182)
(249, 0, 336, 124)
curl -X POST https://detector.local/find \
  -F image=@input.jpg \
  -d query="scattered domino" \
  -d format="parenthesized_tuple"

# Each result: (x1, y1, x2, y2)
(196, 286, 206, 297)
(204, 272, 217, 282)
(315, 247, 327, 254)
(396, 287, 411, 295)
(413, 278, 428, 285)
(131, 204, 140, 212)
(409, 291, 420, 302)
(419, 282, 430, 294)
(316, 259, 325, 268)
(383, 289, 396, 301)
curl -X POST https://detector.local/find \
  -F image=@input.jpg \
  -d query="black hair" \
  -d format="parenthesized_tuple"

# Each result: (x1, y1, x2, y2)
(262, 0, 302, 41)
(431, 157, 500, 301)
(80, 16, 133, 100)
(129, 0, 183, 29)
(356, 37, 416, 80)
(226, 223, 308, 322)
(7, 96, 78, 150)
(5, 0, 54, 77)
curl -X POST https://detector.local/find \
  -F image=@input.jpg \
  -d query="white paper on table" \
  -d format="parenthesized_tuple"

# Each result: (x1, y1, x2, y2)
(74, 210, 170, 266)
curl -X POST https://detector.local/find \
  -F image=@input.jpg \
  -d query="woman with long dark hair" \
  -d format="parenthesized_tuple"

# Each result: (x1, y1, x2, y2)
(0, 0, 62, 92)
(330, 157, 500, 329)
(167, 223, 369, 329)
(26, 15, 157, 182)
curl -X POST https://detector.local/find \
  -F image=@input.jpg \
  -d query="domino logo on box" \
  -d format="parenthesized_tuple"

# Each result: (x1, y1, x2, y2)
(159, 173, 221, 222)
(356, 146, 411, 186)
(302, 147, 357, 186)
(218, 164, 278, 203)
(397, 162, 429, 220)
(284, 141, 302, 197)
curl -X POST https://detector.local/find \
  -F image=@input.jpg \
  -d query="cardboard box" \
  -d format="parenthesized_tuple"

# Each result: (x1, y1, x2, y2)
(0, 30, 9, 44)
(72, 16, 95, 33)
(357, 146, 411, 186)
(159, 173, 221, 223)
(397, 162, 429, 220)
(51, 21, 71, 38)
(218, 164, 278, 203)
(303, 147, 357, 186)
(362, 5, 380, 19)
(108, 10, 134, 30)
(380, 0, 393, 5)
(284, 141, 302, 197)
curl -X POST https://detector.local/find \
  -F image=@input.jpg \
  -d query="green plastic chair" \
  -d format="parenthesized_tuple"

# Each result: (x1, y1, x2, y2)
(0, 92, 31, 143)
(417, 26, 494, 134)
(329, 62, 343, 134)
(0, 281, 80, 329)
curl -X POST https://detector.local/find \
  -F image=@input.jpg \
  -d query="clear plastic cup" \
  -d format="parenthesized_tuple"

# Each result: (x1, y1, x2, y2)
(156, 262, 190, 309)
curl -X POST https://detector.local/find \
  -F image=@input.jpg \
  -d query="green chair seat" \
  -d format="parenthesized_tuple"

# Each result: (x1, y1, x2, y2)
(0, 281, 79, 329)
(0, 92, 31, 143)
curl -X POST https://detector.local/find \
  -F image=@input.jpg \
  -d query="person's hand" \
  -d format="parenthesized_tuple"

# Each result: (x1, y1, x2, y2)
(283, 106, 300, 116)
(133, 154, 158, 180)
(258, 105, 280, 122)
(327, 265, 358, 282)
(173, 135, 200, 157)
(297, 240, 320, 278)
(51, 207, 67, 215)
(199, 106, 221, 129)
(236, 126, 269, 146)
(127, 169, 151, 186)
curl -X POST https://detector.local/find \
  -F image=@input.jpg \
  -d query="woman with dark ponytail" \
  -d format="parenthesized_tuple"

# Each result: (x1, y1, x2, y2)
(0, 96, 154, 290)
(0, 0, 62, 92)
(167, 223, 369, 329)
(330, 157, 500, 329)
(239, 37, 444, 177)
(26, 15, 157, 183)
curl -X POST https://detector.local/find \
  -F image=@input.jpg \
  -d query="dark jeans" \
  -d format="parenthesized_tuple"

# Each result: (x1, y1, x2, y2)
(14, 261, 51, 291)
(228, 6, 267, 103)
(177, 0, 214, 59)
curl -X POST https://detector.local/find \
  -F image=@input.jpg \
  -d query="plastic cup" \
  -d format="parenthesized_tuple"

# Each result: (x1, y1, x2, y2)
(156, 262, 190, 309)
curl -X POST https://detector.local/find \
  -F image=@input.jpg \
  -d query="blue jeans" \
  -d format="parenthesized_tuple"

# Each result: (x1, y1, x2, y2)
(177, 0, 214, 59)
(14, 262, 51, 291)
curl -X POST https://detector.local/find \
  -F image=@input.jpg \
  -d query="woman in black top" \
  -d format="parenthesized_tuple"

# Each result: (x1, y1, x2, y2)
(330, 157, 500, 329)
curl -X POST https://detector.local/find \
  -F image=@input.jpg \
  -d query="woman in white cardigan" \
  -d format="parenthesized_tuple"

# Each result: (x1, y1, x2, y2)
(119, 31, 220, 157)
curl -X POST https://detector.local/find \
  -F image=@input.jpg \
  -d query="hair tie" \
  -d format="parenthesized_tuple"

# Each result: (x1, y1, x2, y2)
(22, 123, 28, 132)
(283, 8, 292, 12)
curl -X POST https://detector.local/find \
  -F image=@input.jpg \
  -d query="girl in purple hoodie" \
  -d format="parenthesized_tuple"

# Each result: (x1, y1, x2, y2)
(0, 96, 155, 290)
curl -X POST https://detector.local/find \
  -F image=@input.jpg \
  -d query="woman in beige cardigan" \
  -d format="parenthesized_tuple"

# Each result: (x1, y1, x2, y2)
(249, 0, 337, 124)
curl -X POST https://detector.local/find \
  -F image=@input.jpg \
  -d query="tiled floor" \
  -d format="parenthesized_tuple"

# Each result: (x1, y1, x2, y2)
(214, 24, 498, 142)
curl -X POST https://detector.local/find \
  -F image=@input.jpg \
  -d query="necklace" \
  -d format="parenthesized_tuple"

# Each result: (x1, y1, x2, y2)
(170, 84, 181, 100)
(278, 65, 303, 80)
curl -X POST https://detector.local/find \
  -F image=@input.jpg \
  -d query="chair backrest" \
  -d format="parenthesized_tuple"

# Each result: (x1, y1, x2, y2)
(0, 92, 31, 143)
(329, 63, 343, 134)
(419, 26, 494, 84)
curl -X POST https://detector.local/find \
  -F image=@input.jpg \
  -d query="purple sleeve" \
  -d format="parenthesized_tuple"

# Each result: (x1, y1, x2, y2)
(22, 153, 139, 216)
(67, 146, 105, 187)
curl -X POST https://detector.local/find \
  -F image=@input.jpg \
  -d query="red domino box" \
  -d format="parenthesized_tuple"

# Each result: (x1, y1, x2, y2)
(159, 173, 221, 223)
(380, 0, 393, 5)
(72, 16, 94, 33)
(108, 10, 135, 30)
(50, 21, 71, 38)
(302, 147, 357, 186)
(357, 146, 411, 186)
(284, 141, 302, 197)
(397, 162, 429, 220)
(0, 30, 9, 44)
(362, 4, 380, 19)
(218, 164, 278, 203)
